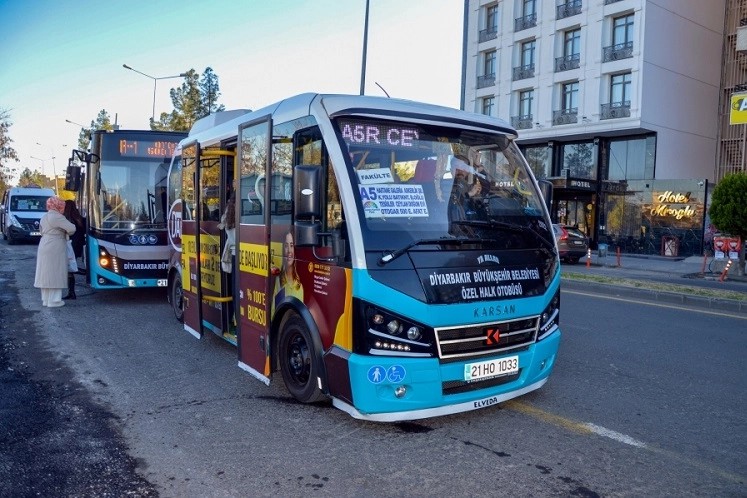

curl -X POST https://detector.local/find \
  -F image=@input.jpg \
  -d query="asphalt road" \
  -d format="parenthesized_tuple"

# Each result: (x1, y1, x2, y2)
(1, 241, 745, 497)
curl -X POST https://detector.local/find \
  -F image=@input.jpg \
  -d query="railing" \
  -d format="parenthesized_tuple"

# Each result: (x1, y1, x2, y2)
(479, 26, 498, 43)
(604, 0, 623, 4)
(555, 53, 580, 72)
(603, 41, 633, 62)
(477, 74, 496, 89)
(553, 108, 578, 125)
(514, 13, 537, 32)
(511, 115, 534, 130)
(512, 63, 535, 81)
(600, 101, 631, 120)
(557, 0, 582, 20)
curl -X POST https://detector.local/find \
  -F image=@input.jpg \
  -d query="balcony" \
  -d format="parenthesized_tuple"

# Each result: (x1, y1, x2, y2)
(603, 41, 633, 62)
(557, 0, 582, 20)
(479, 26, 498, 43)
(555, 53, 580, 72)
(512, 63, 535, 81)
(600, 101, 631, 120)
(477, 74, 496, 89)
(553, 108, 578, 125)
(514, 13, 537, 32)
(511, 115, 533, 130)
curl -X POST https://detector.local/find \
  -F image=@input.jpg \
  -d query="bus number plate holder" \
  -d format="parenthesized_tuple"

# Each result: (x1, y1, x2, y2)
(464, 356, 519, 382)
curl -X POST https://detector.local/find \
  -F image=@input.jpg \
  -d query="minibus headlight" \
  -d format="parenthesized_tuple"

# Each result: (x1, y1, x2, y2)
(353, 300, 436, 357)
(537, 290, 560, 341)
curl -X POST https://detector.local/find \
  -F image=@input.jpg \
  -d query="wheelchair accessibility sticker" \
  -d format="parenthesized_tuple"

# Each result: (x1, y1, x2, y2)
(367, 365, 407, 384)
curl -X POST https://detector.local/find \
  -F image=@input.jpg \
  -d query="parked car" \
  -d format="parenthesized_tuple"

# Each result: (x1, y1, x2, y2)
(553, 224, 589, 264)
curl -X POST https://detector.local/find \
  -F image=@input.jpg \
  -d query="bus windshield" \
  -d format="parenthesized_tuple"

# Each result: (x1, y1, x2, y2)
(335, 117, 551, 252)
(92, 159, 170, 230)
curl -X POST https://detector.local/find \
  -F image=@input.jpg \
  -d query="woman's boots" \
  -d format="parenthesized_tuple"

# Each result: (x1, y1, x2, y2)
(63, 273, 76, 300)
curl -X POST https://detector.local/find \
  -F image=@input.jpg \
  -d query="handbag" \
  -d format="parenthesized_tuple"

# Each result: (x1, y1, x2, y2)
(66, 240, 78, 273)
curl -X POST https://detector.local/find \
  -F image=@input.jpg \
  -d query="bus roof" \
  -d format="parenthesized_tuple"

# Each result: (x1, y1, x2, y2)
(180, 93, 517, 150)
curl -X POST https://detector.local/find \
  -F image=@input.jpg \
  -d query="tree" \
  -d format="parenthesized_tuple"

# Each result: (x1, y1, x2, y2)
(77, 109, 116, 151)
(17, 167, 51, 189)
(152, 67, 226, 132)
(1, 108, 19, 193)
(709, 172, 747, 276)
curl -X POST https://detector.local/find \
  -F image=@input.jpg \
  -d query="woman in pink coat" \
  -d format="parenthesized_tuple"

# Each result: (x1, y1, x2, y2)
(34, 196, 76, 307)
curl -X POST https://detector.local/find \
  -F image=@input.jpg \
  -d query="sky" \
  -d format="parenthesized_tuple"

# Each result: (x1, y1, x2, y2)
(0, 0, 465, 184)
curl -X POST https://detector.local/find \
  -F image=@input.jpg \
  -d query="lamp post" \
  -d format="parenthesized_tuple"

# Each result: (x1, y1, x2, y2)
(65, 119, 86, 128)
(35, 143, 58, 195)
(122, 64, 188, 122)
(360, 0, 370, 95)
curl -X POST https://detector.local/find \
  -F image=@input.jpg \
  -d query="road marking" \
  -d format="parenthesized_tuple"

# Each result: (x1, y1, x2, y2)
(562, 289, 747, 320)
(506, 401, 746, 484)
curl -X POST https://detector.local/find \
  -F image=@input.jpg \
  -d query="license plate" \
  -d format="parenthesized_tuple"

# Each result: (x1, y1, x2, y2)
(571, 240, 583, 245)
(157, 279, 167, 287)
(464, 356, 519, 382)
(30, 232, 41, 236)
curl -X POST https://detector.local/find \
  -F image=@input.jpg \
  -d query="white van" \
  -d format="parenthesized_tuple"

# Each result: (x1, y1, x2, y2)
(0, 187, 55, 244)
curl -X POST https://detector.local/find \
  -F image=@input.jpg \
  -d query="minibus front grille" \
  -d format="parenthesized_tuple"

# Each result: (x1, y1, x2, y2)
(434, 316, 539, 362)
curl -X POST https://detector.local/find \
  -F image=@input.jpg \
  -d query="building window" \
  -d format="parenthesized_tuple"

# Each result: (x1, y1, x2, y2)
(477, 50, 497, 88)
(601, 72, 632, 119)
(604, 13, 634, 61)
(515, 0, 537, 31)
(554, 82, 579, 125)
(555, 28, 581, 71)
(511, 90, 534, 129)
(513, 40, 536, 80)
(523, 145, 551, 179)
(480, 4, 499, 42)
(557, 0, 582, 20)
(561, 141, 596, 179)
(482, 96, 495, 116)
(607, 136, 655, 181)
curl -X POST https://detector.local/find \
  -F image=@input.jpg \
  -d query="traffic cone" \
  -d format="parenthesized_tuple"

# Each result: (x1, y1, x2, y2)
(586, 248, 591, 268)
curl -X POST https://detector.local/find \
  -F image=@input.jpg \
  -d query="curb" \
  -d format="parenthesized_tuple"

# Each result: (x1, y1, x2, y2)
(561, 278, 747, 315)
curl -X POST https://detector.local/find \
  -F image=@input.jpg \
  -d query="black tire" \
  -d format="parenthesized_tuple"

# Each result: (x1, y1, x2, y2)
(170, 273, 184, 323)
(278, 312, 326, 403)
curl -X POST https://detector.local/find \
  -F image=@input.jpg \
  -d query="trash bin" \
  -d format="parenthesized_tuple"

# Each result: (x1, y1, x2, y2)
(662, 236, 679, 257)
(598, 243, 608, 258)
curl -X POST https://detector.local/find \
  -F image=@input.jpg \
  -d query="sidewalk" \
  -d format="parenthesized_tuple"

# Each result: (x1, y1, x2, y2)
(560, 252, 747, 314)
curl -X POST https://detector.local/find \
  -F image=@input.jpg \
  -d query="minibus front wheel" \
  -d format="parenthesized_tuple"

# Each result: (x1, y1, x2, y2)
(278, 312, 326, 403)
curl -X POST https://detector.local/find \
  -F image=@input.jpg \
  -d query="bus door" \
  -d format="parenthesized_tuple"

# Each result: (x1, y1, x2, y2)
(180, 142, 202, 338)
(197, 150, 233, 340)
(236, 117, 273, 383)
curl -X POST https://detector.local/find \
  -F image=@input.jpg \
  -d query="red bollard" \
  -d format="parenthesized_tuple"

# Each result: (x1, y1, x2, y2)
(616, 246, 621, 267)
(719, 260, 732, 282)
(586, 248, 591, 268)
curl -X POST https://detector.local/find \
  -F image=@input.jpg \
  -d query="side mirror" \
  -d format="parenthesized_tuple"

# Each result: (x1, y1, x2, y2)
(64, 160, 82, 192)
(293, 165, 322, 247)
(0, 205, 5, 214)
(538, 180, 553, 213)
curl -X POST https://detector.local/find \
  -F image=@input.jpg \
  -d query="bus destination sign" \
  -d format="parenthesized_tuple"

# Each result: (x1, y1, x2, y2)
(119, 139, 178, 158)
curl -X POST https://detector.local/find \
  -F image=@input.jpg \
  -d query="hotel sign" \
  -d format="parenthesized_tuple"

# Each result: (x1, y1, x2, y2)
(650, 191, 695, 220)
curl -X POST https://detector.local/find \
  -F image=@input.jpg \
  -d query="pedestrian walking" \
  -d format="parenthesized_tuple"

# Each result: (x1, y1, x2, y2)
(34, 196, 76, 307)
(63, 200, 85, 299)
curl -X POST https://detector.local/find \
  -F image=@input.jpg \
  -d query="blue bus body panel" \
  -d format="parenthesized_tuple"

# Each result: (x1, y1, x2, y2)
(340, 268, 561, 420)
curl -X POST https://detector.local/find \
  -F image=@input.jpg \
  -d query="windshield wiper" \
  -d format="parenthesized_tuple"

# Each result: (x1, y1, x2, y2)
(378, 237, 485, 266)
(451, 220, 555, 253)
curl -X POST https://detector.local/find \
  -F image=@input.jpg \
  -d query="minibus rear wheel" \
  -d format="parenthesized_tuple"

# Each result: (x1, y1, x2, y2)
(278, 312, 326, 403)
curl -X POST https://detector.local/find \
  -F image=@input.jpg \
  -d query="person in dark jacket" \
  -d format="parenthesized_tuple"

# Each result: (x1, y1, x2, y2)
(63, 200, 85, 299)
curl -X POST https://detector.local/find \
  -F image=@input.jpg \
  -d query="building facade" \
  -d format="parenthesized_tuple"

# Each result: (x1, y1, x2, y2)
(462, 0, 728, 257)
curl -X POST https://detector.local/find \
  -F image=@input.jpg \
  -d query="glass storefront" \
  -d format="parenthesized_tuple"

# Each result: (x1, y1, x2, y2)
(600, 179, 707, 257)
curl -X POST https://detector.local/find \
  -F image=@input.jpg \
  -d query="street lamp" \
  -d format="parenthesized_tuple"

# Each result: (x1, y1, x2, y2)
(360, 0, 370, 95)
(122, 64, 188, 122)
(65, 119, 86, 128)
(35, 143, 58, 195)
